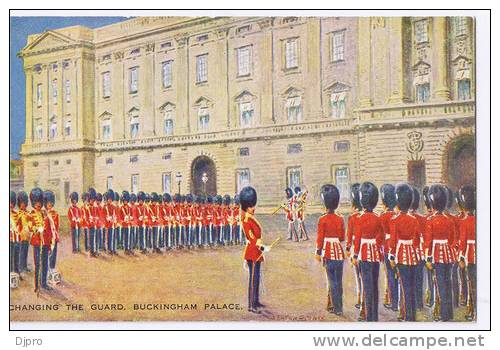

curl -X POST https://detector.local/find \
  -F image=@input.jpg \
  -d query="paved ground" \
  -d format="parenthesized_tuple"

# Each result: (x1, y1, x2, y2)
(10, 214, 468, 323)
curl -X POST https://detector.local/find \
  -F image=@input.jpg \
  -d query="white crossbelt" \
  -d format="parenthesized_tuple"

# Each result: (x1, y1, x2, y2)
(324, 237, 340, 243)
(361, 238, 376, 245)
(433, 239, 448, 244)
(398, 239, 413, 245)
(467, 240, 475, 244)
(385, 234, 390, 240)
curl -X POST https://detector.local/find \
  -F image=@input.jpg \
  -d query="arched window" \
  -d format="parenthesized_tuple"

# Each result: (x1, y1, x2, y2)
(235, 91, 256, 128)
(130, 115, 140, 139)
(49, 117, 57, 140)
(101, 119, 111, 140)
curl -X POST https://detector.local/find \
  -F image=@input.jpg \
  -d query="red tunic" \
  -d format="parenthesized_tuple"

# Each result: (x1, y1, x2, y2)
(193, 206, 203, 226)
(118, 204, 132, 228)
(149, 203, 160, 227)
(459, 214, 476, 264)
(137, 204, 148, 228)
(30, 209, 47, 246)
(316, 212, 345, 261)
(345, 211, 360, 252)
(80, 204, 90, 229)
(222, 206, 230, 226)
(241, 211, 264, 262)
(411, 210, 427, 260)
(285, 198, 295, 222)
(130, 203, 139, 227)
(97, 204, 106, 229)
(10, 208, 18, 242)
(214, 206, 223, 226)
(388, 213, 420, 265)
(424, 213, 457, 264)
(379, 210, 395, 254)
(44, 208, 60, 243)
(67, 205, 82, 229)
(353, 211, 384, 262)
(103, 203, 116, 229)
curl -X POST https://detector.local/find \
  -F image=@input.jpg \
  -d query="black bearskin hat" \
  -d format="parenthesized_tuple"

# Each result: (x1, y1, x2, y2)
(30, 187, 44, 207)
(459, 185, 476, 212)
(380, 184, 397, 211)
(17, 191, 28, 207)
(239, 186, 257, 211)
(360, 182, 378, 212)
(320, 184, 340, 211)
(285, 187, 294, 199)
(410, 187, 420, 211)
(70, 191, 79, 203)
(395, 183, 413, 213)
(43, 190, 55, 207)
(429, 184, 447, 212)
(351, 183, 362, 211)
(10, 190, 16, 206)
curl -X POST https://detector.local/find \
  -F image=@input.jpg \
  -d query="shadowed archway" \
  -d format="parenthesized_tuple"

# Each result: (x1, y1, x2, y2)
(191, 156, 217, 196)
(445, 135, 475, 190)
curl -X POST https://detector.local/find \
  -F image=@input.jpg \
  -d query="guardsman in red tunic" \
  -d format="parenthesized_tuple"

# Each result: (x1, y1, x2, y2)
(454, 191, 468, 307)
(193, 196, 203, 247)
(205, 196, 214, 246)
(10, 191, 20, 275)
(119, 191, 132, 254)
(150, 193, 162, 253)
(240, 186, 271, 313)
(96, 193, 106, 253)
(162, 193, 173, 250)
(444, 186, 461, 309)
(43, 190, 59, 279)
(144, 193, 153, 250)
(137, 192, 148, 254)
(222, 195, 232, 245)
(294, 186, 309, 241)
(284, 188, 298, 242)
(80, 192, 90, 252)
(157, 194, 165, 250)
(352, 182, 383, 322)
(214, 195, 224, 246)
(185, 194, 194, 248)
(422, 186, 435, 307)
(388, 184, 420, 321)
(346, 183, 363, 311)
(67, 192, 81, 253)
(233, 195, 242, 245)
(457, 185, 476, 321)
(424, 184, 457, 322)
(315, 184, 345, 315)
(104, 190, 117, 255)
(16, 191, 32, 274)
(379, 184, 398, 311)
(130, 193, 139, 251)
(88, 188, 100, 257)
(409, 187, 426, 310)
(29, 188, 50, 292)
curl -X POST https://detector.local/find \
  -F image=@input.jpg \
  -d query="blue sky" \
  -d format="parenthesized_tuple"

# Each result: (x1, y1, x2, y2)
(9, 16, 128, 159)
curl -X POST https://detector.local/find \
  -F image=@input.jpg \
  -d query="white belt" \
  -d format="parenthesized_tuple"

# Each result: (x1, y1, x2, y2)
(433, 239, 448, 244)
(385, 234, 390, 240)
(398, 239, 413, 245)
(324, 237, 340, 243)
(467, 240, 475, 244)
(361, 238, 376, 245)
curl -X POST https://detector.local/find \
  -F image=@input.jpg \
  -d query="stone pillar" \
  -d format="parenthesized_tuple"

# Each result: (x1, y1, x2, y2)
(432, 17, 450, 101)
(175, 35, 190, 134)
(305, 18, 322, 120)
(24, 68, 33, 143)
(388, 17, 411, 104)
(142, 44, 155, 137)
(258, 18, 274, 126)
(215, 27, 229, 130)
(357, 18, 372, 107)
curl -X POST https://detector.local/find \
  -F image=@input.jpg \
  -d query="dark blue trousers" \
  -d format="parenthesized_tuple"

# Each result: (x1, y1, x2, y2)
(89, 228, 97, 254)
(71, 228, 80, 252)
(20, 241, 29, 271)
(359, 261, 379, 321)
(247, 260, 261, 309)
(107, 228, 115, 253)
(415, 261, 425, 309)
(10, 242, 20, 274)
(466, 263, 476, 319)
(451, 262, 460, 307)
(325, 259, 344, 313)
(139, 226, 146, 250)
(49, 242, 58, 270)
(398, 264, 417, 321)
(83, 228, 89, 251)
(426, 267, 435, 306)
(434, 263, 453, 321)
(33, 245, 49, 289)
(123, 227, 130, 251)
(384, 256, 399, 310)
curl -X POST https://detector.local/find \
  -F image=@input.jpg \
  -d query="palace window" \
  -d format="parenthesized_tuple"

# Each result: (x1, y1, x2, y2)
(102, 119, 112, 140)
(196, 54, 208, 83)
(237, 25, 251, 34)
(331, 91, 347, 118)
(49, 118, 57, 140)
(52, 79, 58, 104)
(284, 38, 298, 69)
(162, 152, 172, 160)
(334, 141, 350, 152)
(130, 115, 140, 139)
(287, 144, 303, 154)
(415, 19, 429, 44)
(130, 155, 139, 163)
(64, 118, 71, 137)
(105, 157, 113, 165)
(457, 79, 471, 100)
(65, 79, 71, 103)
(129, 67, 139, 94)
(334, 166, 350, 202)
(236, 169, 250, 193)
(416, 83, 430, 103)
(198, 107, 210, 131)
(102, 72, 111, 98)
(239, 102, 254, 128)
(164, 109, 174, 136)
(36, 84, 42, 107)
(237, 46, 252, 77)
(197, 34, 209, 42)
(239, 147, 250, 156)
(287, 167, 302, 190)
(162, 172, 172, 193)
(161, 41, 172, 49)
(162, 61, 173, 88)
(36, 121, 43, 141)
(106, 176, 113, 190)
(454, 17, 467, 36)
(131, 174, 139, 193)
(332, 30, 345, 62)
(286, 96, 302, 123)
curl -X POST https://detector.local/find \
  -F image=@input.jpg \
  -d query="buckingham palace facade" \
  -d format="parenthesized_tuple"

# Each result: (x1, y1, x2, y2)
(18, 16, 476, 211)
